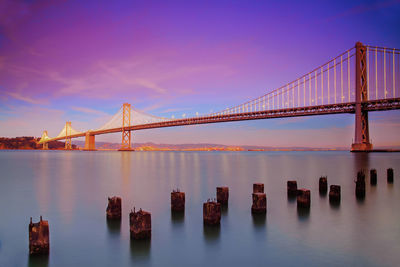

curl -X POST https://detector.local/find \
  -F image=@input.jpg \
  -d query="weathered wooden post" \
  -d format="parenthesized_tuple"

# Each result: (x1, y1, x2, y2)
(297, 189, 310, 209)
(216, 187, 229, 205)
(287, 180, 297, 196)
(129, 208, 151, 240)
(171, 189, 185, 212)
(387, 168, 394, 183)
(251, 193, 267, 214)
(329, 185, 341, 203)
(253, 183, 264, 193)
(106, 196, 122, 219)
(370, 169, 377, 185)
(203, 200, 221, 225)
(319, 176, 328, 194)
(355, 170, 366, 198)
(29, 216, 49, 255)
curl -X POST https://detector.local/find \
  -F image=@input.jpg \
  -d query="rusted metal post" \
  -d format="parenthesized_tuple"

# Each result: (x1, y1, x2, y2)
(297, 189, 310, 209)
(129, 208, 151, 240)
(171, 189, 185, 212)
(319, 176, 328, 194)
(387, 168, 394, 183)
(253, 183, 264, 193)
(370, 169, 377, 185)
(216, 187, 229, 205)
(106, 196, 122, 219)
(251, 193, 267, 214)
(329, 185, 341, 203)
(203, 200, 221, 225)
(351, 42, 373, 152)
(355, 170, 366, 198)
(287, 180, 297, 196)
(29, 216, 49, 255)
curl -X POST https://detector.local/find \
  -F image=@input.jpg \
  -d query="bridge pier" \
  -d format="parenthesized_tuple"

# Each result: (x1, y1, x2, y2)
(351, 42, 373, 152)
(83, 132, 96, 151)
(42, 142, 48, 150)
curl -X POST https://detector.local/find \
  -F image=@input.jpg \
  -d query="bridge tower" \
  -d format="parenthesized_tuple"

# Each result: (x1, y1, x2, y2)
(83, 131, 96, 151)
(65, 121, 72, 150)
(119, 103, 134, 151)
(351, 42, 373, 152)
(42, 131, 48, 150)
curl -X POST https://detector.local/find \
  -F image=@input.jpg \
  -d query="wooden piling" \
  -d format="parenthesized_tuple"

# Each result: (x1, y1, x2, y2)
(297, 189, 310, 209)
(387, 168, 394, 183)
(29, 216, 49, 255)
(319, 176, 328, 194)
(287, 180, 297, 196)
(356, 170, 366, 198)
(216, 187, 229, 205)
(106, 196, 122, 219)
(203, 200, 221, 225)
(171, 189, 185, 212)
(253, 183, 264, 193)
(129, 208, 151, 240)
(329, 185, 341, 203)
(370, 169, 377, 185)
(251, 193, 267, 214)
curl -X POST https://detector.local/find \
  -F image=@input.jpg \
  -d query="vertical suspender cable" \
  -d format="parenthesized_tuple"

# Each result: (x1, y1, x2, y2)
(327, 62, 330, 104)
(367, 47, 369, 100)
(297, 79, 300, 107)
(375, 47, 378, 99)
(384, 47, 386, 99)
(393, 48, 396, 98)
(315, 70, 317, 105)
(348, 51, 350, 102)
(334, 58, 337, 104)
(341, 55, 343, 103)
(303, 76, 306, 107)
(321, 66, 324, 105)
(309, 73, 311, 105)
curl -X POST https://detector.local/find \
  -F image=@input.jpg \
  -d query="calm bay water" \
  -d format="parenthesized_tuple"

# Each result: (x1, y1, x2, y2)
(0, 150, 399, 267)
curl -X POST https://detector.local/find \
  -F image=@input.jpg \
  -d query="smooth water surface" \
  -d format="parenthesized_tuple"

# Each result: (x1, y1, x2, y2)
(0, 151, 399, 266)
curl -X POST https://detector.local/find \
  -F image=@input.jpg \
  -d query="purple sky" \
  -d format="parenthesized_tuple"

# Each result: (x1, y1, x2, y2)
(1, 0, 400, 147)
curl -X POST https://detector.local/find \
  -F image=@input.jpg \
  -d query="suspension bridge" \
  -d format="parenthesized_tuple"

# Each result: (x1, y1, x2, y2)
(39, 42, 400, 152)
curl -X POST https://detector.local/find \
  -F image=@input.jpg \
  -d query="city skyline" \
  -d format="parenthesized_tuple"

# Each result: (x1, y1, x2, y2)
(1, 0, 400, 147)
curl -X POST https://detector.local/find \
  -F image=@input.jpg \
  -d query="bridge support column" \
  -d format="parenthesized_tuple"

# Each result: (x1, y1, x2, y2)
(65, 121, 72, 150)
(83, 132, 96, 151)
(43, 142, 48, 150)
(119, 103, 134, 151)
(351, 42, 373, 152)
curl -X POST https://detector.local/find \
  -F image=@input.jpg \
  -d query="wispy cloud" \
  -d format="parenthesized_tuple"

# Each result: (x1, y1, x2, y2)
(6, 91, 48, 105)
(70, 106, 109, 116)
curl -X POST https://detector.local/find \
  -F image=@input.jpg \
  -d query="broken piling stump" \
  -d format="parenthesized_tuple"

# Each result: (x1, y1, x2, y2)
(370, 169, 377, 185)
(29, 216, 49, 255)
(297, 189, 310, 209)
(319, 176, 328, 194)
(129, 208, 151, 240)
(251, 193, 267, 214)
(253, 183, 264, 193)
(329, 185, 341, 203)
(106, 196, 122, 219)
(355, 170, 366, 198)
(387, 168, 394, 183)
(287, 180, 297, 196)
(216, 187, 229, 205)
(203, 200, 221, 225)
(171, 189, 185, 212)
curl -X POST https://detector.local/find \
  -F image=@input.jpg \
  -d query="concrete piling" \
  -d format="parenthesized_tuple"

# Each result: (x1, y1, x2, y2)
(253, 183, 264, 193)
(370, 169, 377, 185)
(29, 216, 49, 255)
(355, 170, 366, 198)
(251, 193, 267, 214)
(129, 208, 151, 240)
(387, 168, 394, 183)
(329, 185, 341, 203)
(216, 187, 229, 205)
(203, 200, 221, 225)
(171, 189, 185, 212)
(106, 196, 122, 219)
(297, 189, 311, 209)
(319, 176, 328, 194)
(287, 180, 298, 197)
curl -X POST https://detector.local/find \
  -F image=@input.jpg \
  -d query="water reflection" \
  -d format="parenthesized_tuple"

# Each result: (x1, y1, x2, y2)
(171, 211, 185, 226)
(203, 224, 221, 244)
(251, 213, 266, 228)
(106, 218, 121, 236)
(353, 152, 370, 176)
(296, 207, 310, 221)
(221, 204, 228, 216)
(27, 254, 49, 267)
(130, 239, 151, 263)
